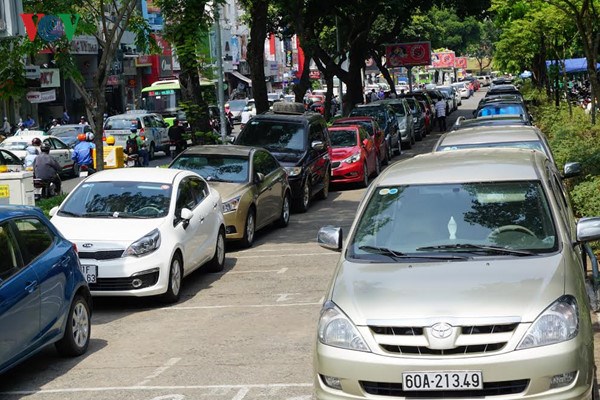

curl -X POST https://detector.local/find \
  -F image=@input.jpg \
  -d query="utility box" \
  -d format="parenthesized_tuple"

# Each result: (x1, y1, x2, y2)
(0, 171, 35, 206)
(92, 146, 125, 169)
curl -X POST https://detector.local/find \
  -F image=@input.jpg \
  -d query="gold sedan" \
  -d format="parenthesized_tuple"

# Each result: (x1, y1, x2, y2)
(169, 145, 291, 247)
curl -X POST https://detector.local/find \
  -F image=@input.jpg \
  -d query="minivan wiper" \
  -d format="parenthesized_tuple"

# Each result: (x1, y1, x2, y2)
(416, 243, 536, 256)
(358, 245, 468, 260)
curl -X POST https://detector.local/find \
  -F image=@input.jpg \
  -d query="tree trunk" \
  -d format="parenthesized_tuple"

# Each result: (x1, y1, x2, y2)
(373, 54, 395, 95)
(247, 0, 269, 114)
(293, 54, 312, 103)
(346, 45, 366, 112)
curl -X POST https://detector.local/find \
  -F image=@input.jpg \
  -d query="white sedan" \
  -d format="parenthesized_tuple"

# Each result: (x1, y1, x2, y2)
(0, 132, 76, 176)
(50, 168, 226, 303)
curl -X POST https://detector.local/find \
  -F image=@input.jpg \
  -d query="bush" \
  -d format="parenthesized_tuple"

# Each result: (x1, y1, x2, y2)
(571, 176, 600, 218)
(36, 193, 67, 218)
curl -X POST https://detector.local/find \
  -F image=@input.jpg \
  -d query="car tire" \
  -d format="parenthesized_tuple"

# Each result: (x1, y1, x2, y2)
(295, 179, 311, 213)
(416, 127, 423, 141)
(206, 227, 226, 272)
(387, 141, 393, 161)
(240, 208, 256, 248)
(374, 155, 381, 177)
(382, 147, 389, 166)
(55, 294, 90, 357)
(71, 163, 79, 178)
(161, 254, 183, 303)
(410, 131, 416, 145)
(276, 192, 291, 228)
(360, 163, 369, 188)
(317, 170, 330, 200)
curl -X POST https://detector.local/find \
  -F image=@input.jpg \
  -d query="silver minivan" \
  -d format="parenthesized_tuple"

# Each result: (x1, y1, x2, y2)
(315, 148, 600, 399)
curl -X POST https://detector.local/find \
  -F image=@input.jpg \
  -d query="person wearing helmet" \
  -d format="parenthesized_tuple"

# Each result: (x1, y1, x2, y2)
(79, 116, 89, 126)
(72, 131, 95, 173)
(24, 137, 42, 169)
(105, 135, 116, 145)
(168, 118, 186, 158)
(126, 121, 148, 166)
(33, 143, 62, 195)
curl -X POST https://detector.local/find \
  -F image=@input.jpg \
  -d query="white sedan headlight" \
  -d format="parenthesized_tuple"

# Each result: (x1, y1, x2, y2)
(284, 166, 303, 177)
(517, 296, 579, 349)
(318, 301, 370, 352)
(342, 152, 361, 164)
(222, 196, 241, 213)
(124, 229, 161, 257)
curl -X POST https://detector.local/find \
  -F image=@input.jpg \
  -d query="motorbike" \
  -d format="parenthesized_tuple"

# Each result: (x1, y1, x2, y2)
(33, 178, 59, 200)
(125, 153, 140, 167)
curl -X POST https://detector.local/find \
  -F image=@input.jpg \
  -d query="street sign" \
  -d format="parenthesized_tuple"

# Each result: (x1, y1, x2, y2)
(385, 42, 431, 67)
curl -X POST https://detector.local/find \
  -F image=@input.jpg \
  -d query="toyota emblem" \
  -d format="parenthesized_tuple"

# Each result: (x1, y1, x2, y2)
(431, 322, 453, 339)
(82, 243, 93, 248)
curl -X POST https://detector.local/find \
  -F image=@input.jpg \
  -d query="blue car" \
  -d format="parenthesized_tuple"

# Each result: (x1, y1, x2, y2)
(0, 206, 92, 374)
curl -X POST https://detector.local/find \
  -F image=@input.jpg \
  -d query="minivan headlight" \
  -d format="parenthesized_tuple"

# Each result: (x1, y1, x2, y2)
(124, 229, 161, 257)
(517, 296, 579, 350)
(284, 166, 303, 177)
(318, 301, 370, 352)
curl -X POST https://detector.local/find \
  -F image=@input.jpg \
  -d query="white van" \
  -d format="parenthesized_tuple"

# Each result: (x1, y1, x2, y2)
(103, 111, 170, 159)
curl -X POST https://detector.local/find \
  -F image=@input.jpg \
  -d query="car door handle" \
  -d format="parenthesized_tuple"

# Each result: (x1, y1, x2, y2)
(213, 203, 218, 209)
(200, 217, 205, 223)
(25, 280, 38, 293)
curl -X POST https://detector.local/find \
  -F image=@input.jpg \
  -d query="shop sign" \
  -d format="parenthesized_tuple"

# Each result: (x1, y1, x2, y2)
(136, 55, 153, 67)
(432, 51, 456, 68)
(25, 65, 41, 79)
(40, 68, 60, 88)
(454, 57, 468, 69)
(159, 56, 173, 77)
(106, 75, 120, 86)
(26, 89, 56, 103)
(70, 35, 98, 54)
(21, 13, 80, 42)
(309, 70, 321, 79)
(385, 42, 432, 67)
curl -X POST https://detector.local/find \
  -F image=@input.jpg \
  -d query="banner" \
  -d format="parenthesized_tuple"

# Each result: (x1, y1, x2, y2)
(432, 51, 456, 68)
(385, 42, 431, 67)
(454, 57, 467, 69)
(40, 68, 60, 88)
(26, 89, 56, 103)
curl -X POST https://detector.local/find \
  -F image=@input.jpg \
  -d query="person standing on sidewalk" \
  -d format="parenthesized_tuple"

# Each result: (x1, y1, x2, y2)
(435, 97, 447, 132)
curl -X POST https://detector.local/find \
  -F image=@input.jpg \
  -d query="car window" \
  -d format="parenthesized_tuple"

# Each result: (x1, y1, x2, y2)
(237, 120, 306, 152)
(309, 123, 324, 143)
(0, 223, 21, 282)
(386, 102, 406, 117)
(349, 181, 557, 260)
(437, 141, 545, 154)
(58, 181, 172, 218)
(105, 117, 141, 130)
(359, 128, 369, 142)
(0, 150, 22, 165)
(171, 154, 249, 183)
(189, 177, 208, 204)
(153, 115, 166, 128)
(12, 218, 54, 265)
(42, 139, 54, 149)
(176, 178, 198, 212)
(478, 104, 526, 117)
(51, 138, 67, 150)
(143, 116, 154, 128)
(253, 150, 279, 176)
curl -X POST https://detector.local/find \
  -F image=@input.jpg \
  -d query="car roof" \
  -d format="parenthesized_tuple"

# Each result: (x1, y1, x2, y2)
(329, 124, 361, 131)
(377, 148, 545, 186)
(252, 111, 322, 123)
(0, 206, 45, 222)
(83, 167, 193, 184)
(178, 144, 257, 157)
(334, 117, 375, 124)
(437, 125, 544, 147)
(11, 130, 46, 136)
(106, 112, 156, 119)
(3, 133, 61, 142)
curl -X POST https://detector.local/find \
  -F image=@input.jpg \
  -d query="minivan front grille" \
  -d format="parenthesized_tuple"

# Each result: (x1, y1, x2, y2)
(360, 379, 529, 398)
(369, 322, 518, 356)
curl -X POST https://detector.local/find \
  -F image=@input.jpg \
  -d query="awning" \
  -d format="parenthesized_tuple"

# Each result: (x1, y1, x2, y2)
(230, 70, 252, 86)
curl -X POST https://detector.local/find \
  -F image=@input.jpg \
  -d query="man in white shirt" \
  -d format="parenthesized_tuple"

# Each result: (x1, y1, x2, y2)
(240, 106, 252, 129)
(435, 98, 447, 132)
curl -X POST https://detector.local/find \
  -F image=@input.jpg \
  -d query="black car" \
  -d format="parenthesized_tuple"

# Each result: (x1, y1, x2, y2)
(234, 102, 331, 213)
(349, 103, 401, 156)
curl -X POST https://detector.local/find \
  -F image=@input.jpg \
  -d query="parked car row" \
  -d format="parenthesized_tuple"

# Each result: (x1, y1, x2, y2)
(312, 83, 600, 399)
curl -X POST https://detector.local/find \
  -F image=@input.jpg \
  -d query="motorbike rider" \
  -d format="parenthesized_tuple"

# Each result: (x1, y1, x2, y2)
(240, 106, 252, 130)
(168, 118, 186, 156)
(72, 133, 96, 173)
(33, 143, 62, 195)
(24, 137, 42, 169)
(125, 122, 148, 166)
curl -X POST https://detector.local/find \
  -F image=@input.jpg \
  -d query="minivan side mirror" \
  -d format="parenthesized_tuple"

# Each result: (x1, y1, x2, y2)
(318, 226, 343, 251)
(563, 162, 582, 179)
(312, 140, 325, 151)
(576, 217, 600, 243)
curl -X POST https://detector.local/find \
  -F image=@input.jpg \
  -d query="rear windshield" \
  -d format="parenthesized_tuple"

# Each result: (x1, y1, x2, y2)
(334, 121, 374, 136)
(386, 103, 406, 116)
(350, 107, 387, 126)
(236, 120, 306, 152)
(437, 140, 545, 154)
(477, 104, 526, 117)
(104, 117, 141, 130)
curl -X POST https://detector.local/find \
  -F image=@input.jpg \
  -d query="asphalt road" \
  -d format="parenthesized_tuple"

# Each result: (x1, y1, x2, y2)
(4, 89, 571, 400)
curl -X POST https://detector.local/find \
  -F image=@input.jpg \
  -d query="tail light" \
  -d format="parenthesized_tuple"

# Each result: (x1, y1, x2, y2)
(140, 135, 145, 140)
(72, 243, 78, 254)
(139, 128, 145, 136)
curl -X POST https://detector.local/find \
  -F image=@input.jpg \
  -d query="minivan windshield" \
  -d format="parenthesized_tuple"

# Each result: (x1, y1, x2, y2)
(237, 120, 306, 152)
(349, 181, 557, 261)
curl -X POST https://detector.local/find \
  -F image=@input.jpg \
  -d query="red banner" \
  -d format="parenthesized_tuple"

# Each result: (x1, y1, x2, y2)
(454, 57, 467, 69)
(385, 42, 431, 67)
(432, 51, 456, 68)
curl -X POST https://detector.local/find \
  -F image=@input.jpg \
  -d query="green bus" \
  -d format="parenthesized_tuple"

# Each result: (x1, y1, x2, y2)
(141, 79, 182, 127)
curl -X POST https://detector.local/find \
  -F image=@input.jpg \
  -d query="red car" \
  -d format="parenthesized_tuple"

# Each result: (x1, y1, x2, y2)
(332, 116, 390, 165)
(328, 125, 380, 187)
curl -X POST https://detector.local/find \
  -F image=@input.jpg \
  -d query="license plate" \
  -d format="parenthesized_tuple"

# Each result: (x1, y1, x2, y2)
(80, 265, 98, 284)
(403, 371, 483, 391)
(34, 187, 42, 195)
(169, 145, 176, 151)
(79, 171, 88, 177)
(186, 139, 192, 145)
(127, 160, 135, 167)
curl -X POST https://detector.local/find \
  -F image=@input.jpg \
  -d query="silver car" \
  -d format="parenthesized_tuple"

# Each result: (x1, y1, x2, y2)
(315, 148, 599, 399)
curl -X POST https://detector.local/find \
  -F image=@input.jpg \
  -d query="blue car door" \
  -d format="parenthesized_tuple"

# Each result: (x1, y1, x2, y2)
(0, 222, 40, 367)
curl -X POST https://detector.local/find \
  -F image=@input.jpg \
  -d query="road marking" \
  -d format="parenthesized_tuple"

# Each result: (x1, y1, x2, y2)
(137, 358, 181, 386)
(161, 302, 322, 311)
(218, 269, 287, 275)
(277, 293, 299, 302)
(231, 387, 249, 400)
(233, 253, 338, 259)
(277, 268, 288, 274)
(0, 383, 313, 396)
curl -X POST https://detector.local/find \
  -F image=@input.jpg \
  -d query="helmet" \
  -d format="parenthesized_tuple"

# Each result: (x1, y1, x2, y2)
(31, 138, 42, 146)
(106, 136, 115, 145)
(40, 144, 51, 153)
(85, 132, 94, 142)
(77, 133, 86, 141)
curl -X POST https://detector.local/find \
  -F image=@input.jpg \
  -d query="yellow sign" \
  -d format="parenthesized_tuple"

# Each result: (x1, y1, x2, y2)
(0, 185, 9, 198)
